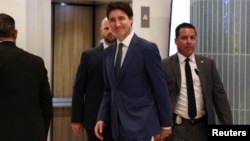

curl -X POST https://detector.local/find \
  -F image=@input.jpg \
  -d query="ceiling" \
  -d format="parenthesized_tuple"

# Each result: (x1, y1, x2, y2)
(52, 0, 131, 5)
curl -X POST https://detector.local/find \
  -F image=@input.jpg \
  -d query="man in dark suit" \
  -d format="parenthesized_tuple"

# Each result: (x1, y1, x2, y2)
(162, 22, 233, 141)
(94, 2, 173, 141)
(0, 13, 52, 141)
(71, 17, 116, 141)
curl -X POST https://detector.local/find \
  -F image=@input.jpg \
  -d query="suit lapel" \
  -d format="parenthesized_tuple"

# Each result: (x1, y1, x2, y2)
(117, 35, 139, 82)
(97, 44, 104, 77)
(171, 54, 181, 90)
(195, 55, 206, 95)
(110, 43, 118, 83)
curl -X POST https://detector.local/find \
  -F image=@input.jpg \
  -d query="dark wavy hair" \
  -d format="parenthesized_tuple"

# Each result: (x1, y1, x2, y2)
(106, 1, 133, 19)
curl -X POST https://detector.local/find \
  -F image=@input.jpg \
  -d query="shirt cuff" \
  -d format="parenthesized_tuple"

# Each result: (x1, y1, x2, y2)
(161, 127, 171, 129)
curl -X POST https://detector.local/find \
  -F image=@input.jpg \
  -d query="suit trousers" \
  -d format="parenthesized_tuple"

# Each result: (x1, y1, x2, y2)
(166, 115, 208, 141)
(117, 135, 151, 141)
(116, 116, 151, 141)
(86, 127, 113, 141)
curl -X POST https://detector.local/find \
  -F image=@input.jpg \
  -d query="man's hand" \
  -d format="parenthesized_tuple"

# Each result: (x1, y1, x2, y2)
(71, 123, 83, 136)
(153, 128, 172, 141)
(94, 120, 105, 140)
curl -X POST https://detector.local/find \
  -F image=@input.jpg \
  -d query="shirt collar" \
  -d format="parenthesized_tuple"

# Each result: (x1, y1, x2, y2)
(177, 52, 195, 63)
(117, 31, 134, 48)
(103, 41, 109, 49)
(0, 40, 15, 43)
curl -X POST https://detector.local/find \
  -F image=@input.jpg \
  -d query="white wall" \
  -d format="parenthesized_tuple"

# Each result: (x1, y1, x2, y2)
(132, 0, 171, 59)
(0, 0, 51, 81)
(25, 0, 52, 81)
(0, 0, 27, 49)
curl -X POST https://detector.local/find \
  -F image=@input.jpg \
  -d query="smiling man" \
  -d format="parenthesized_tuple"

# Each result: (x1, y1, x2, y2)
(94, 1, 173, 141)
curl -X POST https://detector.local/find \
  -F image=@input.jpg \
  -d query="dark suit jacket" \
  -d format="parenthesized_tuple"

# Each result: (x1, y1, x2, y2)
(162, 53, 232, 124)
(97, 34, 173, 140)
(71, 43, 106, 129)
(0, 41, 52, 141)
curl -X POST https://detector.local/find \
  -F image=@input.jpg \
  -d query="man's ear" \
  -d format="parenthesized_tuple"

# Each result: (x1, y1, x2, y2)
(129, 16, 133, 26)
(13, 29, 18, 40)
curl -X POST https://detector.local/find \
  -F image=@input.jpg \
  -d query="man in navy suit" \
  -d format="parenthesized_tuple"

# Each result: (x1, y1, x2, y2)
(94, 2, 173, 141)
(162, 22, 232, 141)
(0, 13, 52, 141)
(71, 17, 116, 141)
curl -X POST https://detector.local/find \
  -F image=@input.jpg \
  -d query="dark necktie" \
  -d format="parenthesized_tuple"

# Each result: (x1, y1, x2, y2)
(185, 58, 197, 119)
(115, 43, 123, 79)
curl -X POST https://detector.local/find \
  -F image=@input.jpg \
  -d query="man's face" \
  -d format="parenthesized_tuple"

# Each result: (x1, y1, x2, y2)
(175, 28, 196, 57)
(100, 19, 116, 44)
(108, 9, 133, 41)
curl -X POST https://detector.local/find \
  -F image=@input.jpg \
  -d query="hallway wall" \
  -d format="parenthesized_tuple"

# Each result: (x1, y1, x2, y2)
(132, 0, 171, 58)
(1, 0, 171, 67)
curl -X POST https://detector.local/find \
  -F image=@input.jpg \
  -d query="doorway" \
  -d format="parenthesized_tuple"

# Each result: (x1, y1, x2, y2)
(51, 2, 106, 141)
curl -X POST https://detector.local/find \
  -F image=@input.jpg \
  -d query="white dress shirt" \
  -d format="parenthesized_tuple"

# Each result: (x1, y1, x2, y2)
(175, 53, 205, 119)
(115, 31, 134, 67)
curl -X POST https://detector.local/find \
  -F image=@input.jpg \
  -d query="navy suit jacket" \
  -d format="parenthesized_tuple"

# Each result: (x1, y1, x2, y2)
(0, 41, 52, 141)
(97, 34, 173, 140)
(71, 43, 106, 129)
(162, 54, 232, 124)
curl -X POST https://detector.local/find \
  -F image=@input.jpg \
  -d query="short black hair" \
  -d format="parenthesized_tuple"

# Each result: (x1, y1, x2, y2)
(175, 22, 196, 38)
(0, 13, 15, 37)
